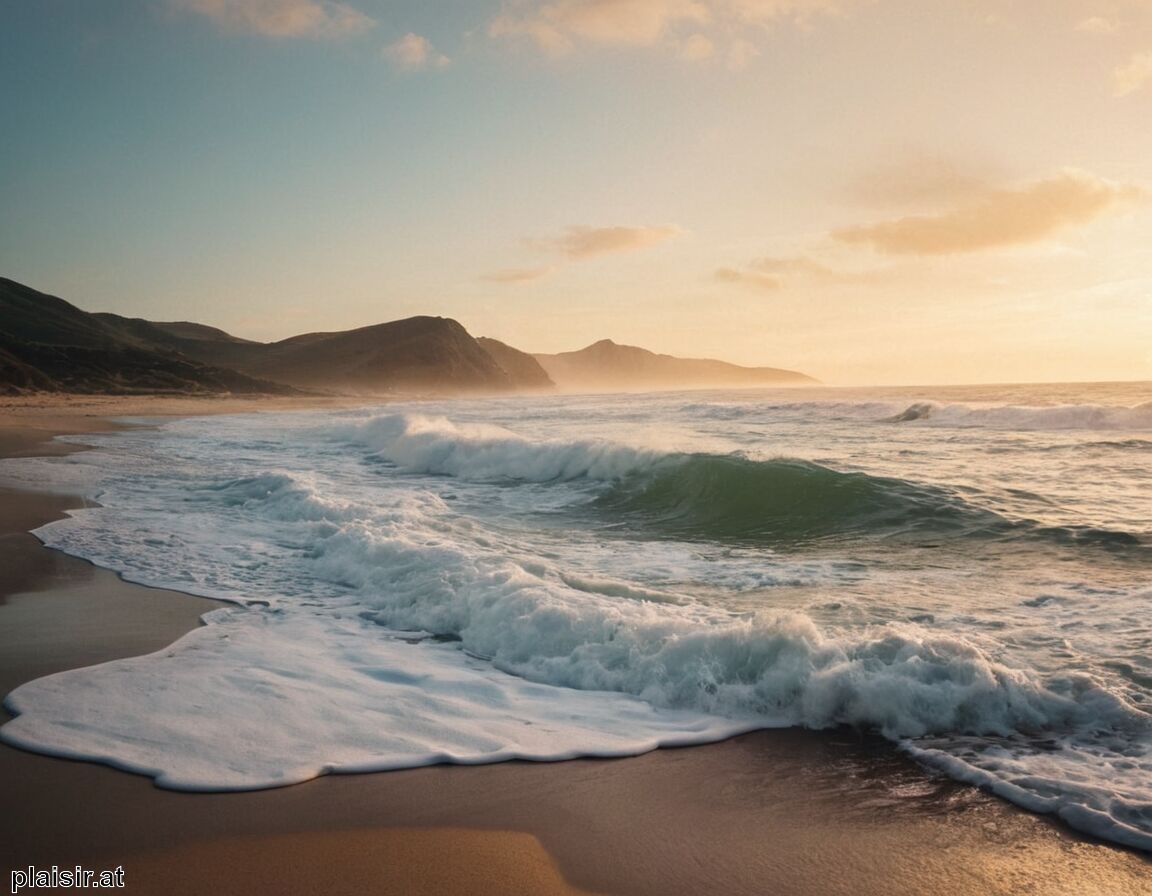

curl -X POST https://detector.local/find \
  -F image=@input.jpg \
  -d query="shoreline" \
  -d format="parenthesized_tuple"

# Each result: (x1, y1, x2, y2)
(0, 396, 1148, 895)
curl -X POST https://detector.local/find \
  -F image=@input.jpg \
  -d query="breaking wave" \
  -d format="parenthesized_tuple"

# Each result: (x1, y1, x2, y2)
(888, 401, 1152, 431)
(345, 414, 1145, 549)
(343, 413, 662, 482)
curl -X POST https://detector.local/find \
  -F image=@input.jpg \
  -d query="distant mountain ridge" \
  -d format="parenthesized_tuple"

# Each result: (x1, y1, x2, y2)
(534, 339, 816, 391)
(0, 277, 815, 396)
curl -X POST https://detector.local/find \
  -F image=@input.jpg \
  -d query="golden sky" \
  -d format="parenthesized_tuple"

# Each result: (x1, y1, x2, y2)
(2, 0, 1150, 384)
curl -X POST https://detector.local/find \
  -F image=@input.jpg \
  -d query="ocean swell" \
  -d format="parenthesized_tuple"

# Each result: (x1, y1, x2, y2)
(342, 415, 1147, 549)
(592, 455, 1007, 544)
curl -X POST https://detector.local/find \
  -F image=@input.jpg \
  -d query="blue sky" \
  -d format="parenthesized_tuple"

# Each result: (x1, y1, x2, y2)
(2, 1, 1151, 383)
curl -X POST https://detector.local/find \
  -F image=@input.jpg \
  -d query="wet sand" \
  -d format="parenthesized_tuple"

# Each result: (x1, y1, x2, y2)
(0, 397, 1148, 895)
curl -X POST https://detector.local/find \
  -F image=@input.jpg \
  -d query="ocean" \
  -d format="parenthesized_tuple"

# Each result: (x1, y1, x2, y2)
(2, 382, 1150, 851)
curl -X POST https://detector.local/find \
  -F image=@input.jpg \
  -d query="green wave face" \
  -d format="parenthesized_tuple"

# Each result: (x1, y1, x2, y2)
(594, 455, 1008, 546)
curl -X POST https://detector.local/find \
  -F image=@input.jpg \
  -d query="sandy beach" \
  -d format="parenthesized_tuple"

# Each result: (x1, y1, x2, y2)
(0, 397, 1148, 895)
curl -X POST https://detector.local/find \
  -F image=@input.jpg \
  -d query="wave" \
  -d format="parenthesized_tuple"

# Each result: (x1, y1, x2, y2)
(343, 413, 663, 482)
(104, 466, 1149, 746)
(593, 455, 1008, 544)
(1049, 438, 1152, 452)
(3, 408, 1151, 849)
(343, 414, 1007, 543)
(342, 414, 1147, 550)
(10, 464, 1150, 846)
(887, 401, 1152, 431)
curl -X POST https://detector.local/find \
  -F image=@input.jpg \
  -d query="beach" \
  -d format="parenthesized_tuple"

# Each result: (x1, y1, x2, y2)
(1, 396, 1149, 896)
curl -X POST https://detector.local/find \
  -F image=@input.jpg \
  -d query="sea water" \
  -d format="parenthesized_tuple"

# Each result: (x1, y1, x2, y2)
(1, 382, 1150, 850)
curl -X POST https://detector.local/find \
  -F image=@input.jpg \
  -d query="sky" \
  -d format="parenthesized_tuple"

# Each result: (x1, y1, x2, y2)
(2, 0, 1151, 385)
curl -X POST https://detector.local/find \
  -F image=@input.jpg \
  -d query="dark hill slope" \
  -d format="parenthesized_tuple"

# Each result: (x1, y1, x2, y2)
(150, 321, 258, 344)
(1, 279, 137, 349)
(0, 279, 294, 395)
(244, 317, 516, 394)
(96, 313, 264, 373)
(476, 337, 554, 391)
(138, 315, 541, 395)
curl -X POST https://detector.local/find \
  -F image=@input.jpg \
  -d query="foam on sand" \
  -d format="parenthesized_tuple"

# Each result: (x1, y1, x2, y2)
(1, 606, 756, 791)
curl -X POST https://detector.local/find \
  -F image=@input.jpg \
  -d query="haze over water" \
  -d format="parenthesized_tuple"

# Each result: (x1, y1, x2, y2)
(2, 381, 1150, 850)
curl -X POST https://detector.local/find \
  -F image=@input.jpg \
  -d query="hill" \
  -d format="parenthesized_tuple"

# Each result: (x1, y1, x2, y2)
(146, 321, 259, 345)
(476, 338, 554, 391)
(0, 279, 294, 396)
(1, 278, 812, 397)
(534, 339, 816, 391)
(240, 318, 520, 394)
(0, 279, 552, 396)
(100, 315, 554, 396)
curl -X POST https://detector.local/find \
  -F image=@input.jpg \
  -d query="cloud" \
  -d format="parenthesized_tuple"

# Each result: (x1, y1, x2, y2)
(680, 33, 715, 60)
(383, 33, 450, 71)
(1076, 16, 1119, 35)
(544, 224, 683, 258)
(489, 0, 851, 55)
(482, 266, 555, 283)
(716, 253, 887, 291)
(490, 0, 709, 51)
(1114, 51, 1152, 96)
(726, 37, 759, 69)
(174, 0, 374, 38)
(714, 266, 781, 291)
(486, 224, 681, 285)
(745, 255, 840, 278)
(846, 149, 1006, 209)
(833, 170, 1144, 255)
(727, 0, 847, 25)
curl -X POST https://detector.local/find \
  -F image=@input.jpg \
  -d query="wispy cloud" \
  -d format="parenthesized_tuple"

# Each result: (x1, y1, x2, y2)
(482, 266, 555, 283)
(545, 224, 682, 258)
(679, 33, 715, 61)
(715, 253, 886, 291)
(174, 0, 374, 39)
(845, 149, 1005, 209)
(728, 0, 849, 25)
(485, 224, 682, 284)
(745, 255, 841, 279)
(714, 266, 781, 291)
(490, 0, 708, 52)
(1075, 16, 1119, 35)
(383, 33, 450, 71)
(833, 169, 1143, 255)
(1114, 51, 1152, 96)
(489, 0, 853, 57)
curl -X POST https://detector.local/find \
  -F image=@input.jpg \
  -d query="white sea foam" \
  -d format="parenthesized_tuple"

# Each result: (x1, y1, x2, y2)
(341, 412, 667, 482)
(904, 740, 1152, 852)
(2, 606, 755, 791)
